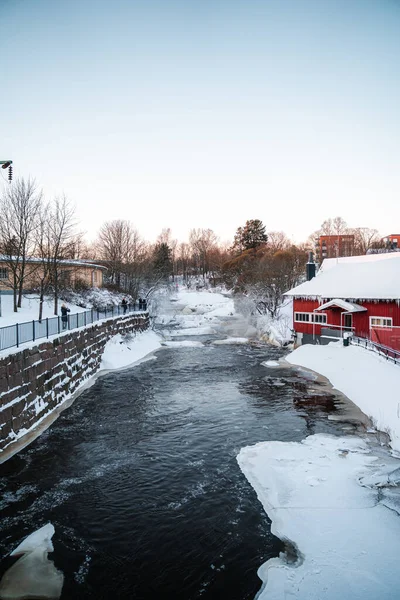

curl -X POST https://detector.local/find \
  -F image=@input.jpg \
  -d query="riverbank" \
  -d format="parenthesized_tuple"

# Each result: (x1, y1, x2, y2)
(238, 341, 400, 600)
(287, 342, 400, 454)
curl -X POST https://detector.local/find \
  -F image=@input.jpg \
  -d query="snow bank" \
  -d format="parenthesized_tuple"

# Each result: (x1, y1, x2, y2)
(286, 343, 400, 453)
(238, 434, 400, 600)
(100, 331, 162, 371)
(0, 523, 63, 600)
(10, 524, 55, 557)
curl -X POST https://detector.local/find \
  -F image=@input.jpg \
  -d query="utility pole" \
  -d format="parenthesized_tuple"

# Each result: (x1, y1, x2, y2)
(0, 160, 13, 316)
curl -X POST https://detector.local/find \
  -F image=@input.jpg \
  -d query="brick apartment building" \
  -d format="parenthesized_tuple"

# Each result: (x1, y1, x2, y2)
(315, 234, 355, 262)
(382, 234, 400, 249)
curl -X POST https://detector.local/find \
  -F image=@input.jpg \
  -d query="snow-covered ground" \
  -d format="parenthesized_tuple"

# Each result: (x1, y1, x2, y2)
(0, 293, 87, 327)
(0, 524, 63, 600)
(286, 342, 400, 454)
(238, 434, 400, 600)
(237, 340, 400, 599)
(100, 331, 162, 371)
(0, 288, 133, 328)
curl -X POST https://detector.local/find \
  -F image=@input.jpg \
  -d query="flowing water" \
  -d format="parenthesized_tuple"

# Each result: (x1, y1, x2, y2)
(0, 333, 360, 599)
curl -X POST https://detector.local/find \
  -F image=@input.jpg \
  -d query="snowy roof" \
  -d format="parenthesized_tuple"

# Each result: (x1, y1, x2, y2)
(319, 252, 400, 272)
(285, 253, 400, 300)
(314, 299, 367, 313)
(0, 255, 107, 270)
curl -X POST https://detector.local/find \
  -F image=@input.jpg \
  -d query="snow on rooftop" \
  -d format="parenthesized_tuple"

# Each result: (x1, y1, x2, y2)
(319, 251, 400, 272)
(0, 254, 106, 270)
(285, 253, 400, 300)
(315, 299, 366, 313)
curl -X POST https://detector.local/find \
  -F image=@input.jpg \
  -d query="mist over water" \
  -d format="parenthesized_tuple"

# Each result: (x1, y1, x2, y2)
(0, 334, 353, 599)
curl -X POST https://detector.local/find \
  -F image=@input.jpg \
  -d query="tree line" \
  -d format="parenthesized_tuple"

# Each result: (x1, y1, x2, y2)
(0, 177, 387, 319)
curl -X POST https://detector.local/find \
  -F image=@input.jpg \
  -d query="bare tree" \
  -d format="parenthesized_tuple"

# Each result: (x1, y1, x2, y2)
(331, 216, 348, 235)
(177, 242, 191, 282)
(97, 220, 133, 287)
(252, 248, 307, 318)
(189, 228, 218, 279)
(351, 227, 380, 255)
(0, 178, 42, 312)
(63, 232, 93, 260)
(48, 196, 77, 315)
(267, 231, 291, 253)
(96, 220, 149, 298)
(34, 202, 53, 322)
(123, 233, 149, 299)
(319, 216, 348, 236)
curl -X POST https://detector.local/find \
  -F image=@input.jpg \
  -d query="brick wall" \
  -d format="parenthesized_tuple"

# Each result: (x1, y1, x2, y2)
(0, 313, 149, 454)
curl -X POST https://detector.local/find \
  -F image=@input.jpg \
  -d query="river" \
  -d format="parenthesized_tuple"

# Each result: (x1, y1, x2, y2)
(0, 330, 361, 599)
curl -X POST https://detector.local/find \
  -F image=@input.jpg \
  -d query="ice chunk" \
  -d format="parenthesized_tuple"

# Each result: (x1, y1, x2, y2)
(0, 546, 64, 599)
(213, 337, 248, 345)
(261, 360, 280, 367)
(10, 524, 55, 557)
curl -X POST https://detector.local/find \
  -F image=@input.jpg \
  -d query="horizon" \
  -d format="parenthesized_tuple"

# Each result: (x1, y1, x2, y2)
(1, 0, 400, 244)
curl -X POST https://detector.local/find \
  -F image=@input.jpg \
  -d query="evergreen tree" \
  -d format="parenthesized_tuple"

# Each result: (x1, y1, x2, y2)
(153, 242, 173, 280)
(233, 219, 268, 252)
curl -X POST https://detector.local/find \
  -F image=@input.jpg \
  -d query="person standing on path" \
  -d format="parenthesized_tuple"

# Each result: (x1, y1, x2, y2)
(61, 304, 70, 330)
(121, 298, 128, 314)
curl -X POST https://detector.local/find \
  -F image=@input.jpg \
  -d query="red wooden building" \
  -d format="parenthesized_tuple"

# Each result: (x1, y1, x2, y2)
(285, 253, 400, 350)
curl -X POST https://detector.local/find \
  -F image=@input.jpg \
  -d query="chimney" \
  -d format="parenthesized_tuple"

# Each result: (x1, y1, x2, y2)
(306, 251, 316, 281)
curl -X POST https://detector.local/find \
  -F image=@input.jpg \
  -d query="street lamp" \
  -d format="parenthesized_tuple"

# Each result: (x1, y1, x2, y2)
(0, 160, 12, 183)
(0, 160, 13, 316)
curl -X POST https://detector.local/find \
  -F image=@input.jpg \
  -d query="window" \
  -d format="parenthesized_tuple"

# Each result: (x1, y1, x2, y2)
(312, 313, 327, 324)
(295, 313, 327, 323)
(295, 312, 311, 322)
(370, 317, 393, 328)
(0, 268, 8, 280)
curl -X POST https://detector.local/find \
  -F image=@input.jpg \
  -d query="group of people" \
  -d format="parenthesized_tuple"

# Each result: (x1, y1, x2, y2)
(121, 297, 147, 314)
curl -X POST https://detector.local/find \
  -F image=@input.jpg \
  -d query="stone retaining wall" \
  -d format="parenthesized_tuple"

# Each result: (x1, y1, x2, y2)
(0, 313, 149, 454)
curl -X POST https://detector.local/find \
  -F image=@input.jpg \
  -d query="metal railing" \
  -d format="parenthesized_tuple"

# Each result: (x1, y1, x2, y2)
(0, 302, 148, 352)
(349, 335, 400, 366)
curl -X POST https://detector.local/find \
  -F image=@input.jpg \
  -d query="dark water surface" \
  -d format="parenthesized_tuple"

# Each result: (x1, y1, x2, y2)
(0, 339, 354, 599)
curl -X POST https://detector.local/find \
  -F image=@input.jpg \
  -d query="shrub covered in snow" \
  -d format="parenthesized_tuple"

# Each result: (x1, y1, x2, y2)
(60, 288, 134, 311)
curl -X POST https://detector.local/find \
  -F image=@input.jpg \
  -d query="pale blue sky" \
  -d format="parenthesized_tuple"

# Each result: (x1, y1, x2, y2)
(1, 0, 400, 243)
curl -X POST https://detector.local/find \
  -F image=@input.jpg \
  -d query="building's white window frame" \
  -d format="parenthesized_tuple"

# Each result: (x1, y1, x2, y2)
(295, 312, 311, 323)
(0, 267, 8, 280)
(369, 316, 393, 328)
(312, 313, 327, 324)
(295, 312, 328, 324)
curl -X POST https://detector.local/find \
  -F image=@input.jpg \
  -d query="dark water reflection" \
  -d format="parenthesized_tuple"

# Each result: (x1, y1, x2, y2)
(0, 341, 352, 599)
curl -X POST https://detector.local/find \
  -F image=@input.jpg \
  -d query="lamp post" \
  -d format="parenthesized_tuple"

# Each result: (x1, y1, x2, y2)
(0, 160, 12, 183)
(0, 160, 13, 316)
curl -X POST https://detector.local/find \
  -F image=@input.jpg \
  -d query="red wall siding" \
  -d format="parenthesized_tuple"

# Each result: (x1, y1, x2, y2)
(293, 298, 400, 338)
(353, 300, 400, 337)
(293, 299, 326, 336)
